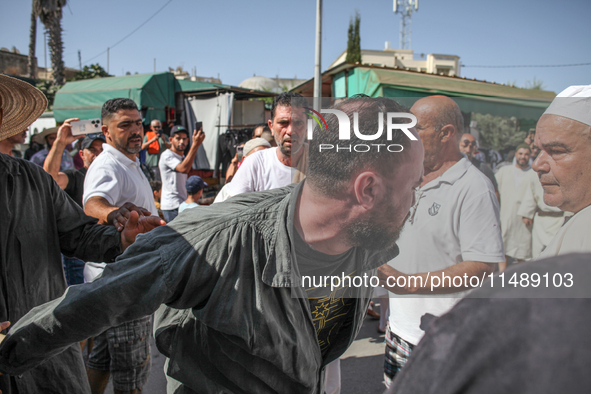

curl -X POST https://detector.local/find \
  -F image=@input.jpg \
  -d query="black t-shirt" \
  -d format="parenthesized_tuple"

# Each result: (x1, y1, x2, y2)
(63, 167, 87, 207)
(293, 228, 358, 360)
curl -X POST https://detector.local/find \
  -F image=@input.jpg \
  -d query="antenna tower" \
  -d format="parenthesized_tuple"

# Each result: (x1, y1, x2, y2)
(394, 0, 419, 49)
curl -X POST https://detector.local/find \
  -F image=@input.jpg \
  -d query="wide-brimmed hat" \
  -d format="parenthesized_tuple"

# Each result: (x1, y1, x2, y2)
(243, 137, 271, 156)
(32, 127, 59, 145)
(0, 74, 48, 141)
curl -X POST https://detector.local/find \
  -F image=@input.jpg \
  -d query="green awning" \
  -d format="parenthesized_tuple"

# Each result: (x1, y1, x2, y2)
(53, 72, 180, 123)
(332, 67, 555, 121)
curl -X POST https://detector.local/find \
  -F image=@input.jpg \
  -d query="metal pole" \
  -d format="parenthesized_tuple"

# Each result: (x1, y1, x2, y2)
(313, 0, 322, 111)
(78, 50, 82, 70)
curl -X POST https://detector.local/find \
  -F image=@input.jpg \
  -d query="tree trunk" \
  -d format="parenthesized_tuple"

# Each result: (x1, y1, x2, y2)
(47, 16, 65, 86)
(28, 4, 37, 79)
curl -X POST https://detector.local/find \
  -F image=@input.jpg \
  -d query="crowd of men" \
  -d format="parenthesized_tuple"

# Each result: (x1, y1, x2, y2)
(0, 73, 590, 394)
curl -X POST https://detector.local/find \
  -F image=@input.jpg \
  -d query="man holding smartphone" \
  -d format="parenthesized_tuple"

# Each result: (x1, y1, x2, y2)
(159, 124, 205, 222)
(141, 119, 171, 181)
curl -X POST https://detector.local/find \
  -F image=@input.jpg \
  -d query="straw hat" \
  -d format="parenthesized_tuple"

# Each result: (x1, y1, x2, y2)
(32, 127, 59, 145)
(0, 74, 48, 141)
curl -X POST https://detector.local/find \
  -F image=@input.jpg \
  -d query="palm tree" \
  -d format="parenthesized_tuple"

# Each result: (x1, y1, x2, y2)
(28, 0, 38, 79)
(37, 0, 67, 86)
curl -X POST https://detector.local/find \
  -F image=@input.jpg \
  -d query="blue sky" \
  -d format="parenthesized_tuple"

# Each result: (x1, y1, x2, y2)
(1, 0, 589, 94)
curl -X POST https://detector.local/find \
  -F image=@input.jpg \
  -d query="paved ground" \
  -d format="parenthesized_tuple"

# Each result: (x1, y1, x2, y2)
(106, 299, 388, 394)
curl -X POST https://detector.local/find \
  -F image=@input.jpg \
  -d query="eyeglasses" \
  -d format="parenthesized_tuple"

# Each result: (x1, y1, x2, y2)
(462, 139, 478, 148)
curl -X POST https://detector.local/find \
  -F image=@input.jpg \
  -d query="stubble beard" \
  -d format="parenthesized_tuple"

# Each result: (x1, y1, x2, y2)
(113, 135, 141, 155)
(345, 198, 406, 251)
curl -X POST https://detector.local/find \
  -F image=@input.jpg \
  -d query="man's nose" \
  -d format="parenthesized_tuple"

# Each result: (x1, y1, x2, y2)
(532, 150, 548, 173)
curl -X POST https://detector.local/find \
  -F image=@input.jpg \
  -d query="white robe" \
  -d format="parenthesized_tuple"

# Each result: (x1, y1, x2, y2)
(495, 165, 534, 260)
(517, 170, 566, 258)
(537, 204, 591, 259)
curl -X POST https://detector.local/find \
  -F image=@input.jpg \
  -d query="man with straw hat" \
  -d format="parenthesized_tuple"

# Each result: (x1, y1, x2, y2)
(0, 74, 164, 394)
(30, 126, 75, 171)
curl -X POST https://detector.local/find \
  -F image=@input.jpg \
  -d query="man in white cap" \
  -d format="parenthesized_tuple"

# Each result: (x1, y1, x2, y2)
(0, 74, 163, 394)
(533, 85, 591, 258)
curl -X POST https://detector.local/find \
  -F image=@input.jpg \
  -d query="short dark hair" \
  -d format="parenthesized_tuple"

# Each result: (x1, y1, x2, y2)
(270, 92, 306, 120)
(101, 98, 138, 123)
(307, 97, 415, 198)
(150, 180, 162, 193)
(516, 143, 532, 152)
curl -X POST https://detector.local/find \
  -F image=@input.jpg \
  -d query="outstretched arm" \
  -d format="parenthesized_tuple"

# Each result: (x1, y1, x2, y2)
(43, 118, 81, 189)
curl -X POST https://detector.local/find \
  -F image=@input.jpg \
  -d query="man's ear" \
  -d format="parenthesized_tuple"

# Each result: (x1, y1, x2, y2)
(101, 124, 110, 141)
(78, 149, 85, 160)
(268, 119, 274, 134)
(353, 171, 385, 211)
(439, 124, 456, 143)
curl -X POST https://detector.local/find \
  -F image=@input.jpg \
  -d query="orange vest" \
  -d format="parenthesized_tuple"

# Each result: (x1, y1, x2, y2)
(146, 131, 160, 154)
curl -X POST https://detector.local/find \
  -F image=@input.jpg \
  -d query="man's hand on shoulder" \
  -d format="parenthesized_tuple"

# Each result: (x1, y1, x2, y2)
(120, 211, 166, 251)
(107, 202, 152, 231)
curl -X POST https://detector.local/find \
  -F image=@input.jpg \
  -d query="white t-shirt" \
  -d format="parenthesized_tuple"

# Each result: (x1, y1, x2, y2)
(83, 143, 158, 282)
(388, 157, 505, 345)
(83, 143, 158, 215)
(159, 149, 187, 210)
(226, 147, 293, 197)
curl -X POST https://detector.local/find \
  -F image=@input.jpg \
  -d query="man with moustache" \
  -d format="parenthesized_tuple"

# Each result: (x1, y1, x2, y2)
(0, 97, 424, 394)
(495, 144, 534, 269)
(225, 92, 308, 198)
(533, 85, 591, 258)
(82, 98, 160, 394)
(30, 126, 76, 170)
(44, 123, 105, 207)
(158, 125, 205, 222)
(380, 96, 504, 387)
(459, 132, 499, 199)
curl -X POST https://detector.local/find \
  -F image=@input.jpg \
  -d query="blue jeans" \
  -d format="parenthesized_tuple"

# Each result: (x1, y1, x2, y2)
(162, 208, 179, 223)
(62, 255, 85, 286)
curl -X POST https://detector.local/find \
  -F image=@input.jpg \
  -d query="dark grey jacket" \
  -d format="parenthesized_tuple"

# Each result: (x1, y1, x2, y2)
(0, 153, 121, 394)
(0, 181, 398, 393)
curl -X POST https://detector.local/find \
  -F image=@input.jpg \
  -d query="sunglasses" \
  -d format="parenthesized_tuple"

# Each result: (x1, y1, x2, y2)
(462, 139, 477, 148)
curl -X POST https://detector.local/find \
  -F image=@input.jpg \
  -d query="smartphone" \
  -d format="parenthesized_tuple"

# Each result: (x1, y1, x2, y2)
(71, 119, 102, 136)
(195, 121, 203, 131)
(237, 145, 244, 161)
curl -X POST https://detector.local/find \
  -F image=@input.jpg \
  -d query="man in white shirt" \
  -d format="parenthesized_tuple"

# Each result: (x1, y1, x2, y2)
(158, 125, 205, 222)
(83, 98, 166, 394)
(379, 96, 504, 387)
(533, 85, 591, 259)
(517, 169, 565, 258)
(495, 144, 534, 269)
(226, 92, 308, 197)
